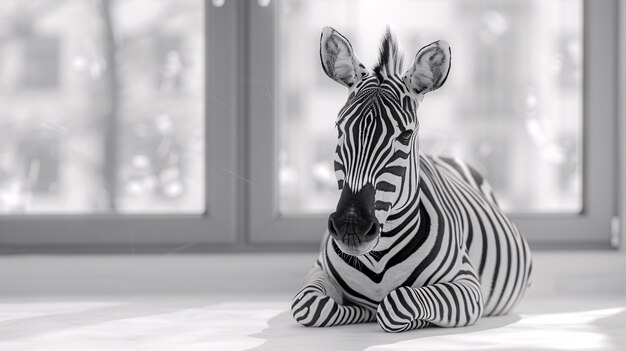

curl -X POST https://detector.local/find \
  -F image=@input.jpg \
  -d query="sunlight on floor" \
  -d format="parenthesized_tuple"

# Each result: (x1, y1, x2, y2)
(0, 300, 284, 351)
(0, 296, 625, 351)
(373, 308, 625, 351)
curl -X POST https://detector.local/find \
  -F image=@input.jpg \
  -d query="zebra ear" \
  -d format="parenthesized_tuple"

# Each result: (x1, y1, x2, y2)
(402, 40, 451, 94)
(320, 27, 368, 88)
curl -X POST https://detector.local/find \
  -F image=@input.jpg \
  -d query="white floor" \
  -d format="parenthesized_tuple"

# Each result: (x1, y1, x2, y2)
(1, 294, 626, 351)
(2, 253, 626, 350)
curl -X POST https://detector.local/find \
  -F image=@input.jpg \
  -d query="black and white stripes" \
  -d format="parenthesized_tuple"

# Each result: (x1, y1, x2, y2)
(292, 27, 532, 333)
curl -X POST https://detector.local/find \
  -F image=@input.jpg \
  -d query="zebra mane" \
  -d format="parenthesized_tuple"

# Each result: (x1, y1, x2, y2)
(372, 27, 403, 81)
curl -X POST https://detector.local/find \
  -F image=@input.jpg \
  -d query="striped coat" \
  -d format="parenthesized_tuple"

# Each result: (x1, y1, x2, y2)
(292, 27, 532, 332)
(293, 155, 532, 331)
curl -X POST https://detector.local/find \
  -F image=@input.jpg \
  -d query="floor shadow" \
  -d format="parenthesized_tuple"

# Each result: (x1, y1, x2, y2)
(246, 310, 521, 351)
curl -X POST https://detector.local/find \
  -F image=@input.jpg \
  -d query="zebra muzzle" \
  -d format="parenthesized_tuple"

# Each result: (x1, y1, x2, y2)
(328, 183, 380, 254)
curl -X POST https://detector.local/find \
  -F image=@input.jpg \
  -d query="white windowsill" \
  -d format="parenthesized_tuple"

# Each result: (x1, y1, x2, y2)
(1, 251, 626, 298)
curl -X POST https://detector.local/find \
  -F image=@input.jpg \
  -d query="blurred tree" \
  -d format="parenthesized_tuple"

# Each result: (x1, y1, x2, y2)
(100, 0, 119, 210)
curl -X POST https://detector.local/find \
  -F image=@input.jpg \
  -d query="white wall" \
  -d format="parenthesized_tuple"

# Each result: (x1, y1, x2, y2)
(1, 253, 625, 297)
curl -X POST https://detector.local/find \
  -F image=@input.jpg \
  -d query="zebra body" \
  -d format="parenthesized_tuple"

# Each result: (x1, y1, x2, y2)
(292, 27, 532, 332)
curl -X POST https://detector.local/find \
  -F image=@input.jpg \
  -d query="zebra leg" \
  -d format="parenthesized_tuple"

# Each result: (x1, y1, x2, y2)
(292, 265, 375, 327)
(376, 277, 484, 332)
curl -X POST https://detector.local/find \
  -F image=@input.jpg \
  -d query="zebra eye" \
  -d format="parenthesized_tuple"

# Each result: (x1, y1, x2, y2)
(398, 130, 413, 141)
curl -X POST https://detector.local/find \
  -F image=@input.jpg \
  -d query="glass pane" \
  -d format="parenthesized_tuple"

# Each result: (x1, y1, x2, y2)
(277, 0, 582, 214)
(0, 0, 204, 214)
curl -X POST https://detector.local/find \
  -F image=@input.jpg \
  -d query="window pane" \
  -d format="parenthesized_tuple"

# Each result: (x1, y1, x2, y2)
(0, 0, 204, 214)
(277, 0, 582, 214)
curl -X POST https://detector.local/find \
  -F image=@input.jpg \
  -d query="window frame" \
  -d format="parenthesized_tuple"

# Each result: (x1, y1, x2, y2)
(619, 0, 626, 250)
(0, 2, 241, 253)
(247, 0, 619, 249)
(0, 0, 620, 253)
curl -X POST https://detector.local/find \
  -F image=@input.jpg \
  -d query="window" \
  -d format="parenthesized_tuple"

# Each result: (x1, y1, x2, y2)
(249, 0, 618, 248)
(0, 0, 204, 214)
(0, 0, 238, 250)
(276, 0, 583, 215)
(0, 0, 619, 251)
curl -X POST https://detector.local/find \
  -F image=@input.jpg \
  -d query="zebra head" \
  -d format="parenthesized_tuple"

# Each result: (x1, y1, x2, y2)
(321, 27, 451, 256)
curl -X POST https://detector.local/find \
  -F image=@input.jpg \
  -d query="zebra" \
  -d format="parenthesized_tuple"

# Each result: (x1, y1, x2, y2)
(291, 27, 532, 333)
